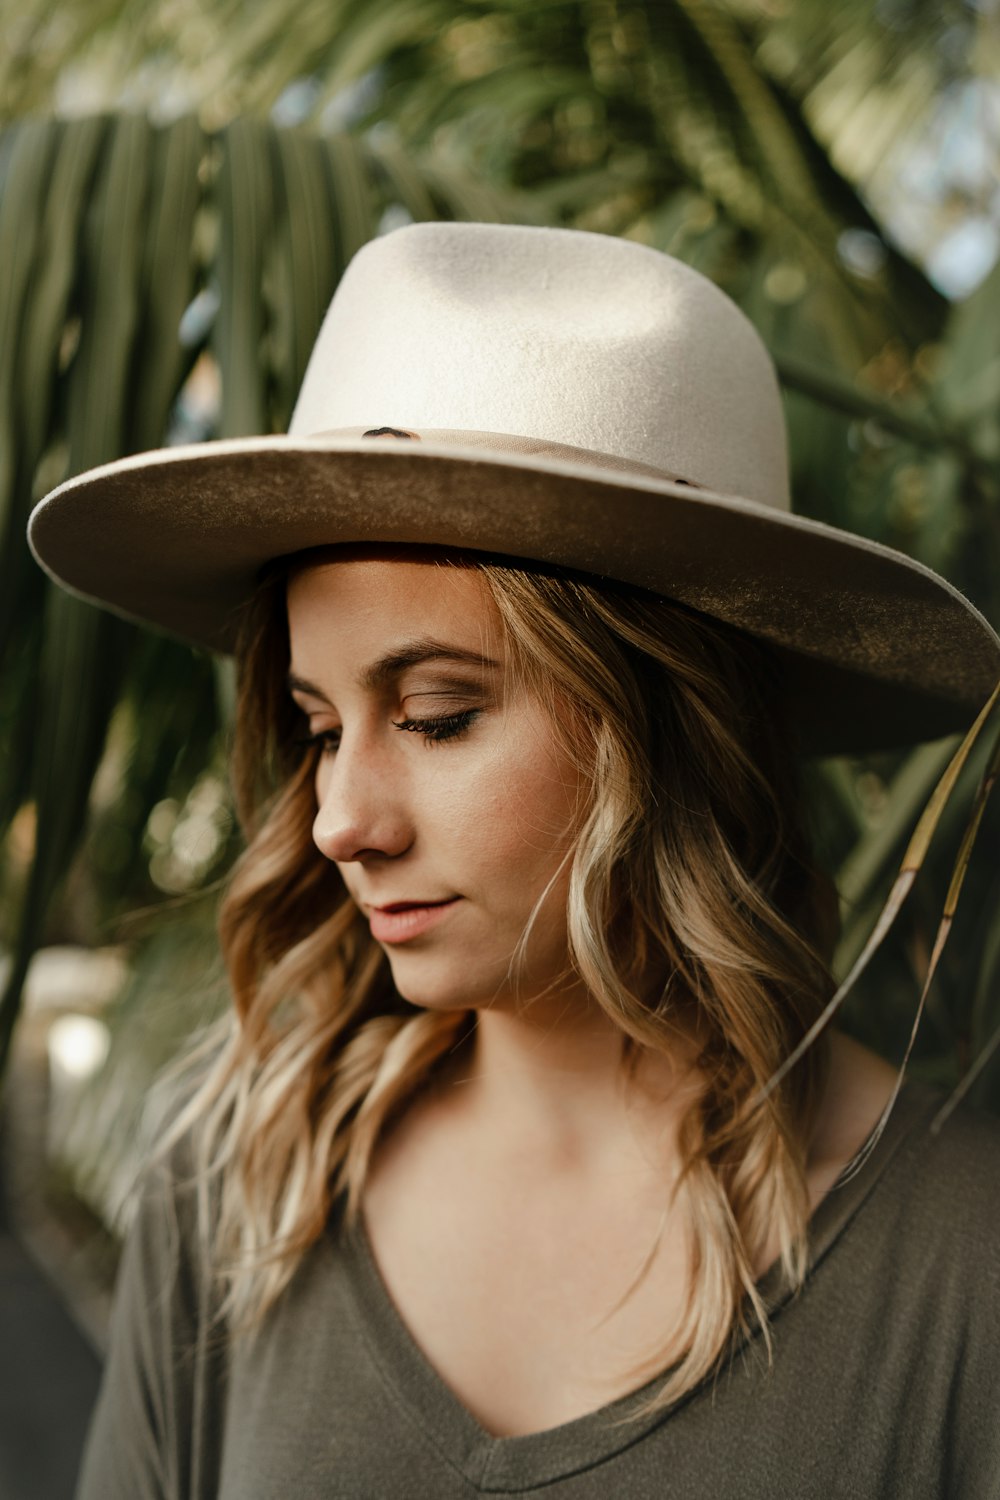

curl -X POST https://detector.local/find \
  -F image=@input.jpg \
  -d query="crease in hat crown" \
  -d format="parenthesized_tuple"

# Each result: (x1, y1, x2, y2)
(288, 222, 791, 512)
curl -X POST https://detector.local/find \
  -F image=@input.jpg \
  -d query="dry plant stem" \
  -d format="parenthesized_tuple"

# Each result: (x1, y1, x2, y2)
(932, 1025, 1000, 1133)
(929, 722, 1000, 1133)
(751, 677, 1000, 1115)
(843, 712, 1000, 1167)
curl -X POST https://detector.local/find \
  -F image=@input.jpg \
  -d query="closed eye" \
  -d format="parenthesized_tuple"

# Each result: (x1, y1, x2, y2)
(391, 709, 480, 743)
(295, 727, 342, 754)
(296, 708, 481, 755)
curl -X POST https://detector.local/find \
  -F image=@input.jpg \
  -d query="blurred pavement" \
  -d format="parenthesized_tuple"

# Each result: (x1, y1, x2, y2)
(0, 1206, 101, 1499)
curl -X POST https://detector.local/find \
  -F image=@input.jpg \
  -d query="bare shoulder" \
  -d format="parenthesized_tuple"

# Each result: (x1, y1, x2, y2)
(810, 1029, 1000, 1216)
(806, 1030, 899, 1196)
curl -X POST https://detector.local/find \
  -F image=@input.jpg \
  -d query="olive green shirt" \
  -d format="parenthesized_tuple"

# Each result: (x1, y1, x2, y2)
(76, 1078, 1000, 1498)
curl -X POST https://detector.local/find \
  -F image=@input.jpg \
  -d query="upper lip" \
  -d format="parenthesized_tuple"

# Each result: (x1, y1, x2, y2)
(366, 897, 459, 913)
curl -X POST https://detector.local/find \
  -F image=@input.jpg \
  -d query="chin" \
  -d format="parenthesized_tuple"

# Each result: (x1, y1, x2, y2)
(385, 953, 507, 1015)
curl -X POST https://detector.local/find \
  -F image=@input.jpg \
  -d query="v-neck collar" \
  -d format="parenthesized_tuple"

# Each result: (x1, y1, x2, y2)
(331, 1076, 941, 1493)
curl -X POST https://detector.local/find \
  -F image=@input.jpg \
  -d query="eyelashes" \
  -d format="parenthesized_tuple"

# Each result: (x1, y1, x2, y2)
(296, 708, 481, 754)
(390, 709, 480, 743)
(294, 729, 341, 754)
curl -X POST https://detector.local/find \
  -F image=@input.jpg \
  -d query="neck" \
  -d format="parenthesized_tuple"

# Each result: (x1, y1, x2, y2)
(440, 986, 702, 1175)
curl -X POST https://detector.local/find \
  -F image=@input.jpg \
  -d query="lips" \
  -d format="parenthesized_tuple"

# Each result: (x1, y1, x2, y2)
(374, 898, 454, 913)
(366, 897, 461, 944)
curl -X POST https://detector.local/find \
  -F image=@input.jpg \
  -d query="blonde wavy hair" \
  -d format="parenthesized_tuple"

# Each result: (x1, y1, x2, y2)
(151, 548, 837, 1414)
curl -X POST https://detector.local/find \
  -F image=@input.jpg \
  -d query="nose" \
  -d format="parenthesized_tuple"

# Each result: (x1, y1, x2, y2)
(311, 732, 413, 866)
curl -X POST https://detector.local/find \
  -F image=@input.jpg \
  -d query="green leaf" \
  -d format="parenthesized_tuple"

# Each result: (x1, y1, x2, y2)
(269, 128, 339, 422)
(215, 117, 276, 436)
(131, 113, 208, 448)
(0, 118, 64, 651)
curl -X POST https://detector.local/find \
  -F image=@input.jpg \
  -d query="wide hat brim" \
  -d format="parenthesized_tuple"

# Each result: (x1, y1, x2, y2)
(27, 431, 1000, 757)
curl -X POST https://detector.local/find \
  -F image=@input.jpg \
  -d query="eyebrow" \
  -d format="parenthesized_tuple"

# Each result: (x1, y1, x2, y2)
(287, 638, 501, 701)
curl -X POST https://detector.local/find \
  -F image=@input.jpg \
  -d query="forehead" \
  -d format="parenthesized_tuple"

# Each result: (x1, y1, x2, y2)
(285, 550, 499, 661)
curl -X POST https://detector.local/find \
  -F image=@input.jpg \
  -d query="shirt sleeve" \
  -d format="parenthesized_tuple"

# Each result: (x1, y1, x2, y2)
(74, 1139, 227, 1500)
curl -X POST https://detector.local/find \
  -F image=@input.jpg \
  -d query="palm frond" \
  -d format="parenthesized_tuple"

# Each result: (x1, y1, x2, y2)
(754, 680, 1000, 1111)
(0, 111, 532, 1086)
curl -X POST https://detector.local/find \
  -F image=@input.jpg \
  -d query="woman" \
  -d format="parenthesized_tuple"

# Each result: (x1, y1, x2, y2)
(29, 223, 1000, 1498)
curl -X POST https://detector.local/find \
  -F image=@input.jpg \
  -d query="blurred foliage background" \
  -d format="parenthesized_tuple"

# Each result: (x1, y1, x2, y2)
(0, 0, 998, 1229)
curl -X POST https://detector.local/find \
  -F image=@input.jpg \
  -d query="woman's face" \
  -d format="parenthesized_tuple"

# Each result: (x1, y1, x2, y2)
(285, 551, 586, 1014)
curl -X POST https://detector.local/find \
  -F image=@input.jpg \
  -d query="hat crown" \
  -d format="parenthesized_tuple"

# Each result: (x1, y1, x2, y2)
(28, 219, 999, 747)
(289, 222, 790, 510)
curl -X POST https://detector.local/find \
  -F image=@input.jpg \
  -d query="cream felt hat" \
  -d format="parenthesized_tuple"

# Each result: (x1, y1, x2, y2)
(27, 221, 1000, 755)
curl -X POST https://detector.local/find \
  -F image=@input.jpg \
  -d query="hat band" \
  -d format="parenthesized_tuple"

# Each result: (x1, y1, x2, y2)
(306, 425, 707, 492)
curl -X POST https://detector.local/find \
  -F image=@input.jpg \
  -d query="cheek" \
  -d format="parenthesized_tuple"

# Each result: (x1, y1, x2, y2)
(426, 735, 581, 881)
